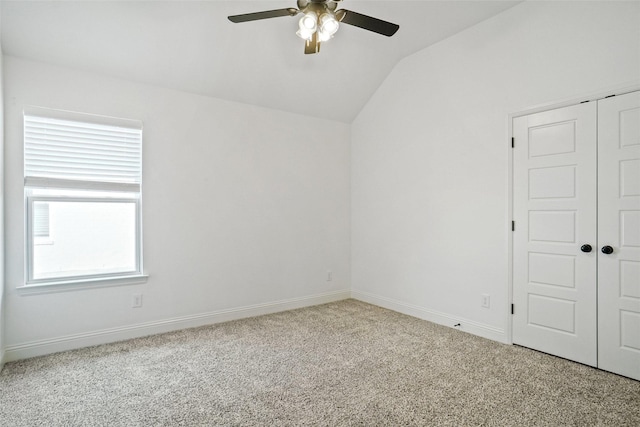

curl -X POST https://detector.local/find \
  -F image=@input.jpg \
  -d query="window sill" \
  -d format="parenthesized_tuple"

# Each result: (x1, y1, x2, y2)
(17, 274, 149, 295)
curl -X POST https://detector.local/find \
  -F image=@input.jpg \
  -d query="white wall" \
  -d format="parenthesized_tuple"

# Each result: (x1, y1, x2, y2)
(0, 6, 5, 370)
(351, 1, 640, 341)
(3, 56, 351, 359)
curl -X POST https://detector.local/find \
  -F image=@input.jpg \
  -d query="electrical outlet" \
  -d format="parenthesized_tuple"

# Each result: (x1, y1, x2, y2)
(481, 294, 490, 308)
(327, 271, 333, 281)
(132, 293, 143, 308)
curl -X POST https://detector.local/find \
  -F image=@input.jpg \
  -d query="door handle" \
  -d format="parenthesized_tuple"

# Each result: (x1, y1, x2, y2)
(601, 245, 614, 255)
(580, 244, 592, 253)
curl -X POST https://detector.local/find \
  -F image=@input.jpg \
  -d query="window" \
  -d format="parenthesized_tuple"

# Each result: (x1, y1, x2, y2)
(24, 107, 144, 286)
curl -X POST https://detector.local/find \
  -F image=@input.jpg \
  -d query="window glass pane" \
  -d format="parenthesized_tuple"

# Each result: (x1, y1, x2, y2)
(32, 200, 137, 280)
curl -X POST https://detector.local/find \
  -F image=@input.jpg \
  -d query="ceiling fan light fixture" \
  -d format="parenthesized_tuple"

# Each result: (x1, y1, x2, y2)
(317, 13, 339, 42)
(317, 30, 331, 43)
(299, 12, 317, 31)
(296, 28, 313, 40)
(297, 11, 318, 40)
(319, 13, 339, 34)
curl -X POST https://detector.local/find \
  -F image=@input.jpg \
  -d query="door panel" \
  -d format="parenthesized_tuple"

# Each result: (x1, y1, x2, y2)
(528, 252, 575, 288)
(513, 103, 597, 366)
(597, 91, 640, 380)
(620, 260, 640, 298)
(527, 294, 576, 333)
(529, 165, 576, 199)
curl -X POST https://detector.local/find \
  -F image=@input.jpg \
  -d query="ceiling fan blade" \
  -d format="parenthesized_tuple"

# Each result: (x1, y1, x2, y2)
(228, 8, 298, 23)
(304, 31, 320, 55)
(336, 10, 399, 37)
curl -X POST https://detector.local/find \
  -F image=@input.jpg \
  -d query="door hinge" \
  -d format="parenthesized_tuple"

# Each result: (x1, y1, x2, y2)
(511, 304, 514, 315)
(512, 221, 515, 231)
(511, 137, 514, 148)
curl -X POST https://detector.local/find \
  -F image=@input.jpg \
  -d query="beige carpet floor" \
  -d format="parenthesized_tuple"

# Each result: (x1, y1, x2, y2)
(1, 299, 639, 426)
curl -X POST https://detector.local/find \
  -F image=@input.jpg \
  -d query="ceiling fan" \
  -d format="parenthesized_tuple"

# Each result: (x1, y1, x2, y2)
(228, 0, 399, 54)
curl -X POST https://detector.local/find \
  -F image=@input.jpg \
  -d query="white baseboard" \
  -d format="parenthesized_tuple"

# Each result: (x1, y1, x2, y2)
(4, 290, 351, 362)
(0, 349, 5, 373)
(352, 289, 508, 344)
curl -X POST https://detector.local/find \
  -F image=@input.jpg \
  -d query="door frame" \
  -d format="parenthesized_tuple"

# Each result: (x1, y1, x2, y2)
(506, 83, 640, 345)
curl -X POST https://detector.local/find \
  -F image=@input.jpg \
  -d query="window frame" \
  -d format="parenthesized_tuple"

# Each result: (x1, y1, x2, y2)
(21, 107, 146, 290)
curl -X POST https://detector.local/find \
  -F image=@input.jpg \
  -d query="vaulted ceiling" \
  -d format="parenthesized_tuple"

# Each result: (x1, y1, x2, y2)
(1, 1, 520, 122)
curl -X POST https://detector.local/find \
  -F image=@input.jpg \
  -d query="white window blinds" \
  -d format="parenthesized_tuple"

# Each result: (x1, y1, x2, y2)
(24, 107, 142, 191)
(33, 202, 50, 238)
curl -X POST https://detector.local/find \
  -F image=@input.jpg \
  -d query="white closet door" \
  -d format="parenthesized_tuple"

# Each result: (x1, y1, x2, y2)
(597, 91, 640, 381)
(513, 103, 598, 366)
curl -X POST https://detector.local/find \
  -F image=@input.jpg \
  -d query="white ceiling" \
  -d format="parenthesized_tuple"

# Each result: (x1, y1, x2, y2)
(1, 0, 520, 122)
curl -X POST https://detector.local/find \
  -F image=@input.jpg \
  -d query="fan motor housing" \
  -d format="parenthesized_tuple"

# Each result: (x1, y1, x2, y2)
(298, 0, 338, 13)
